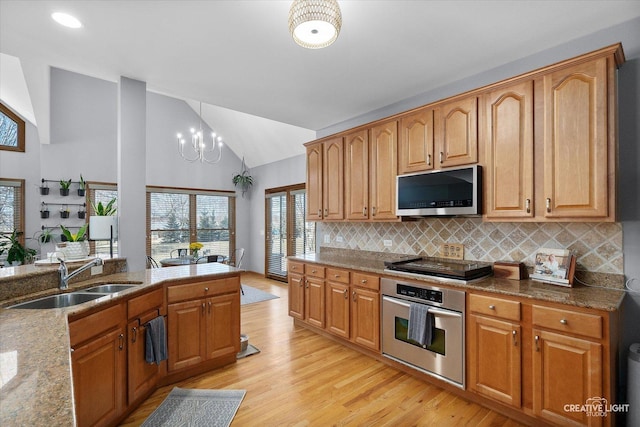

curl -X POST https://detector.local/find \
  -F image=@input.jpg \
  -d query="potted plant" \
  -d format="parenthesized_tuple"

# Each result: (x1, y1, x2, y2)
(190, 241, 204, 258)
(0, 229, 37, 266)
(57, 224, 90, 259)
(78, 208, 86, 219)
(60, 205, 70, 219)
(59, 179, 72, 196)
(89, 197, 118, 240)
(232, 157, 253, 198)
(78, 174, 86, 196)
(34, 228, 54, 245)
(39, 181, 50, 195)
(40, 203, 50, 219)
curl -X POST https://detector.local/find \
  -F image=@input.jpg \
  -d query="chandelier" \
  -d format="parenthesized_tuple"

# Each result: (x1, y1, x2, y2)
(177, 102, 223, 164)
(288, 0, 342, 49)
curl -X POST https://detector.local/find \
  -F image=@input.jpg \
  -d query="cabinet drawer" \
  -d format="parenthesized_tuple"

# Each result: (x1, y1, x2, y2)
(128, 287, 164, 320)
(351, 272, 379, 291)
(306, 265, 326, 279)
(69, 302, 126, 347)
(289, 261, 305, 275)
(167, 277, 239, 304)
(326, 268, 350, 284)
(532, 305, 602, 340)
(469, 294, 521, 321)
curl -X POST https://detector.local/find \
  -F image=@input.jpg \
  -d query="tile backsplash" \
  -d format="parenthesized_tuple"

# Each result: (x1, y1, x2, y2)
(319, 219, 623, 274)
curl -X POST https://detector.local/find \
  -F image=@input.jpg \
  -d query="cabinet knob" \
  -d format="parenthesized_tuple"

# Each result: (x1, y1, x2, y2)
(291, 266, 296, 270)
(488, 305, 495, 310)
(560, 319, 568, 325)
(334, 274, 340, 278)
(312, 269, 317, 273)
(361, 279, 367, 284)
(525, 198, 531, 214)
(204, 287, 209, 292)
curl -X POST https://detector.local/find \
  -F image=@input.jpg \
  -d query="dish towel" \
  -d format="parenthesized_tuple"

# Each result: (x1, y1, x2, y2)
(408, 303, 433, 348)
(145, 316, 168, 364)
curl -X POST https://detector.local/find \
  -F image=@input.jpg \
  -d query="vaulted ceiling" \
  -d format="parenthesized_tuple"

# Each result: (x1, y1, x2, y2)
(2, 1, 640, 167)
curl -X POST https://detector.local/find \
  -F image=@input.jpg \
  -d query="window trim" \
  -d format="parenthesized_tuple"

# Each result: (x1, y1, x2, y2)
(0, 178, 26, 245)
(0, 102, 26, 153)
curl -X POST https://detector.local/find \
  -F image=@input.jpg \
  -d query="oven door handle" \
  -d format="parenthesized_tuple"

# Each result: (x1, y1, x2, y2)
(383, 296, 462, 318)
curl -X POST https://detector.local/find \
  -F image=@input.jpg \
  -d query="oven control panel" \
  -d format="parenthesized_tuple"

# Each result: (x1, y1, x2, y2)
(397, 284, 443, 303)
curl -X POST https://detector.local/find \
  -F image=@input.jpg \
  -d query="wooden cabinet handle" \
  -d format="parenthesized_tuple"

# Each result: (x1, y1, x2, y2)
(208, 301, 212, 314)
(324, 208, 328, 215)
(352, 291, 357, 302)
(525, 198, 531, 214)
(299, 277, 304, 287)
(546, 198, 551, 213)
(305, 280, 309, 289)
(202, 302, 206, 315)
(534, 335, 540, 352)
(343, 289, 348, 299)
(427, 154, 431, 166)
(560, 319, 568, 325)
(439, 152, 444, 164)
(131, 326, 137, 343)
(363, 206, 367, 217)
(489, 305, 495, 310)
(512, 330, 517, 346)
(118, 333, 124, 351)
(318, 209, 322, 217)
(372, 206, 376, 217)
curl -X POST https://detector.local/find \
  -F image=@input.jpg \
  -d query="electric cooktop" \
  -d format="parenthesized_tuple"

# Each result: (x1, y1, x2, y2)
(384, 256, 493, 280)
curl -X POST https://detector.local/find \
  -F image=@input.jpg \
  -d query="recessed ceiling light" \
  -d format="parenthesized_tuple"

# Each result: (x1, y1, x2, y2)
(51, 12, 83, 29)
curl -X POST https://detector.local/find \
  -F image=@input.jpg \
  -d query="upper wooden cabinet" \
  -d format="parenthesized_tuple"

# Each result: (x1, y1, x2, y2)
(542, 57, 611, 219)
(484, 80, 534, 219)
(306, 138, 344, 221)
(439, 95, 478, 167)
(345, 129, 369, 220)
(398, 107, 437, 174)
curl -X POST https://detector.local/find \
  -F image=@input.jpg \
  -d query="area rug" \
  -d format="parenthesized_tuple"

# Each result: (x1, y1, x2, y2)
(141, 387, 246, 427)
(240, 285, 279, 305)
(237, 343, 260, 359)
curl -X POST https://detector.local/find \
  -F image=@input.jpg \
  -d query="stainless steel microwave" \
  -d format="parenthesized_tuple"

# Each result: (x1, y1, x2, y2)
(396, 165, 482, 217)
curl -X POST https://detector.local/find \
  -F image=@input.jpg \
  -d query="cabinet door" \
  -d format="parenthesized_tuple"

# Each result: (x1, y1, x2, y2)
(468, 315, 521, 407)
(306, 143, 323, 220)
(543, 57, 609, 219)
(369, 121, 398, 220)
(72, 328, 126, 427)
(305, 276, 325, 328)
(205, 292, 240, 360)
(344, 129, 369, 220)
(484, 81, 534, 218)
(533, 329, 603, 426)
(167, 299, 206, 371)
(351, 287, 380, 351)
(398, 107, 436, 174)
(288, 272, 305, 319)
(326, 281, 350, 339)
(127, 319, 159, 405)
(439, 96, 478, 167)
(323, 137, 344, 220)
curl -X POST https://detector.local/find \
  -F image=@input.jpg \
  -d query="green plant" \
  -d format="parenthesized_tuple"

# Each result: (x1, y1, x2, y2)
(79, 174, 86, 190)
(232, 157, 253, 197)
(91, 198, 117, 216)
(60, 224, 88, 242)
(35, 228, 54, 244)
(59, 179, 72, 190)
(0, 229, 36, 265)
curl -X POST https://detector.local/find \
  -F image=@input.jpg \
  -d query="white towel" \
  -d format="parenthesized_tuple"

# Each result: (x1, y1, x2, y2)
(408, 303, 433, 347)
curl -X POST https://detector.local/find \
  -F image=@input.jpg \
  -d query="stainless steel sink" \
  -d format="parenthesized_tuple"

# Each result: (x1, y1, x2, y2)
(8, 293, 106, 309)
(82, 284, 139, 293)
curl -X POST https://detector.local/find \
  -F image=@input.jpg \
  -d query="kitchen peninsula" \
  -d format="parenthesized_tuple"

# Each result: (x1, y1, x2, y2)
(0, 259, 241, 427)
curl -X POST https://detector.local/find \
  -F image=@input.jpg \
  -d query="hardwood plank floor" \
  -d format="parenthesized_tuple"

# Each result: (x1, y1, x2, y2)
(121, 272, 525, 426)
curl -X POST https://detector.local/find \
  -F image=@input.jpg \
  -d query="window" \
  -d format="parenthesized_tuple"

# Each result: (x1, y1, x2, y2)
(0, 178, 26, 250)
(265, 184, 315, 281)
(0, 103, 25, 152)
(87, 182, 118, 255)
(147, 187, 235, 261)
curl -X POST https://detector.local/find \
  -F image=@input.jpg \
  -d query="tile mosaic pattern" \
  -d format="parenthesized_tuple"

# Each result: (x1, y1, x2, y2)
(319, 219, 623, 274)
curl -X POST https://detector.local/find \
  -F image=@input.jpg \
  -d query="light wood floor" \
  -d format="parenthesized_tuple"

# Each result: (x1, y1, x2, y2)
(121, 272, 525, 426)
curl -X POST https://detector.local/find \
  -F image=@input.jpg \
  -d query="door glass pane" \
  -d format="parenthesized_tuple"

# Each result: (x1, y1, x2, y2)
(150, 192, 189, 260)
(93, 189, 118, 255)
(266, 193, 287, 279)
(394, 316, 446, 355)
(195, 195, 230, 258)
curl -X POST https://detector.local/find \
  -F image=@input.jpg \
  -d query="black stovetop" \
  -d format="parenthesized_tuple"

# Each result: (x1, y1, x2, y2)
(384, 256, 493, 280)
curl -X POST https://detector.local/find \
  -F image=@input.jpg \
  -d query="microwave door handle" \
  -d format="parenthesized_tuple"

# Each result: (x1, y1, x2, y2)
(383, 296, 461, 318)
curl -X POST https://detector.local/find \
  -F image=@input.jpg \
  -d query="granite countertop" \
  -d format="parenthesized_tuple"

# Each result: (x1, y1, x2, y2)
(0, 263, 241, 427)
(291, 251, 626, 312)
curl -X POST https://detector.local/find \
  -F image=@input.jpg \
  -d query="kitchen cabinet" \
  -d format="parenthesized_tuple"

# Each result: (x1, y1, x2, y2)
(483, 80, 534, 218)
(542, 56, 612, 220)
(344, 121, 398, 221)
(287, 262, 325, 328)
(69, 303, 127, 427)
(467, 294, 522, 407)
(350, 272, 380, 351)
(325, 267, 351, 339)
(127, 287, 165, 406)
(166, 277, 240, 373)
(439, 95, 478, 167)
(398, 106, 437, 174)
(288, 261, 305, 319)
(305, 138, 344, 221)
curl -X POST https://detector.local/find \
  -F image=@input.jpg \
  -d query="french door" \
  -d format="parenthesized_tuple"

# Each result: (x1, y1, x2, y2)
(265, 184, 315, 281)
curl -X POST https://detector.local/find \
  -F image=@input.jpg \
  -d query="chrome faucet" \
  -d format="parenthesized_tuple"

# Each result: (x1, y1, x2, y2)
(58, 257, 104, 290)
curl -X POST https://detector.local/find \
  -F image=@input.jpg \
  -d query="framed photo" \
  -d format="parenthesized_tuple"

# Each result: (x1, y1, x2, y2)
(533, 248, 571, 281)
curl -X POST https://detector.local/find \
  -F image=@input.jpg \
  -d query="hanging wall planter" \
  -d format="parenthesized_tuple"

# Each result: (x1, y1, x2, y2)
(59, 179, 71, 196)
(232, 157, 253, 198)
(78, 210, 86, 219)
(40, 209, 50, 219)
(40, 186, 49, 195)
(77, 174, 86, 196)
(60, 210, 70, 219)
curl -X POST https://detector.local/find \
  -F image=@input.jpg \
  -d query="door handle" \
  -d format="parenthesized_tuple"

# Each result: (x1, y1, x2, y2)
(343, 289, 348, 299)
(512, 330, 517, 346)
(546, 198, 551, 213)
(427, 154, 431, 166)
(534, 335, 540, 352)
(208, 301, 212, 314)
(118, 333, 124, 351)
(352, 291, 357, 302)
(525, 198, 531, 214)
(131, 326, 137, 343)
(439, 152, 444, 164)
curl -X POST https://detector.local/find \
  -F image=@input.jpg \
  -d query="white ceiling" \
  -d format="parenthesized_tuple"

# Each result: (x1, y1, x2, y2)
(2, 0, 640, 167)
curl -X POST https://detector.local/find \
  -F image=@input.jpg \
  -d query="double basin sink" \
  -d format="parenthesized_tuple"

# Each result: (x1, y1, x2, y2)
(7, 284, 141, 310)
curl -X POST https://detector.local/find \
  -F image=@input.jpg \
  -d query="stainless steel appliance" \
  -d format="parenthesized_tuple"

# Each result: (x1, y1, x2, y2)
(396, 165, 482, 217)
(384, 256, 493, 281)
(381, 277, 466, 388)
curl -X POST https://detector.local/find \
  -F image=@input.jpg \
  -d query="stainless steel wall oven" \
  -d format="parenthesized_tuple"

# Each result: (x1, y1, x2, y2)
(381, 277, 466, 388)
